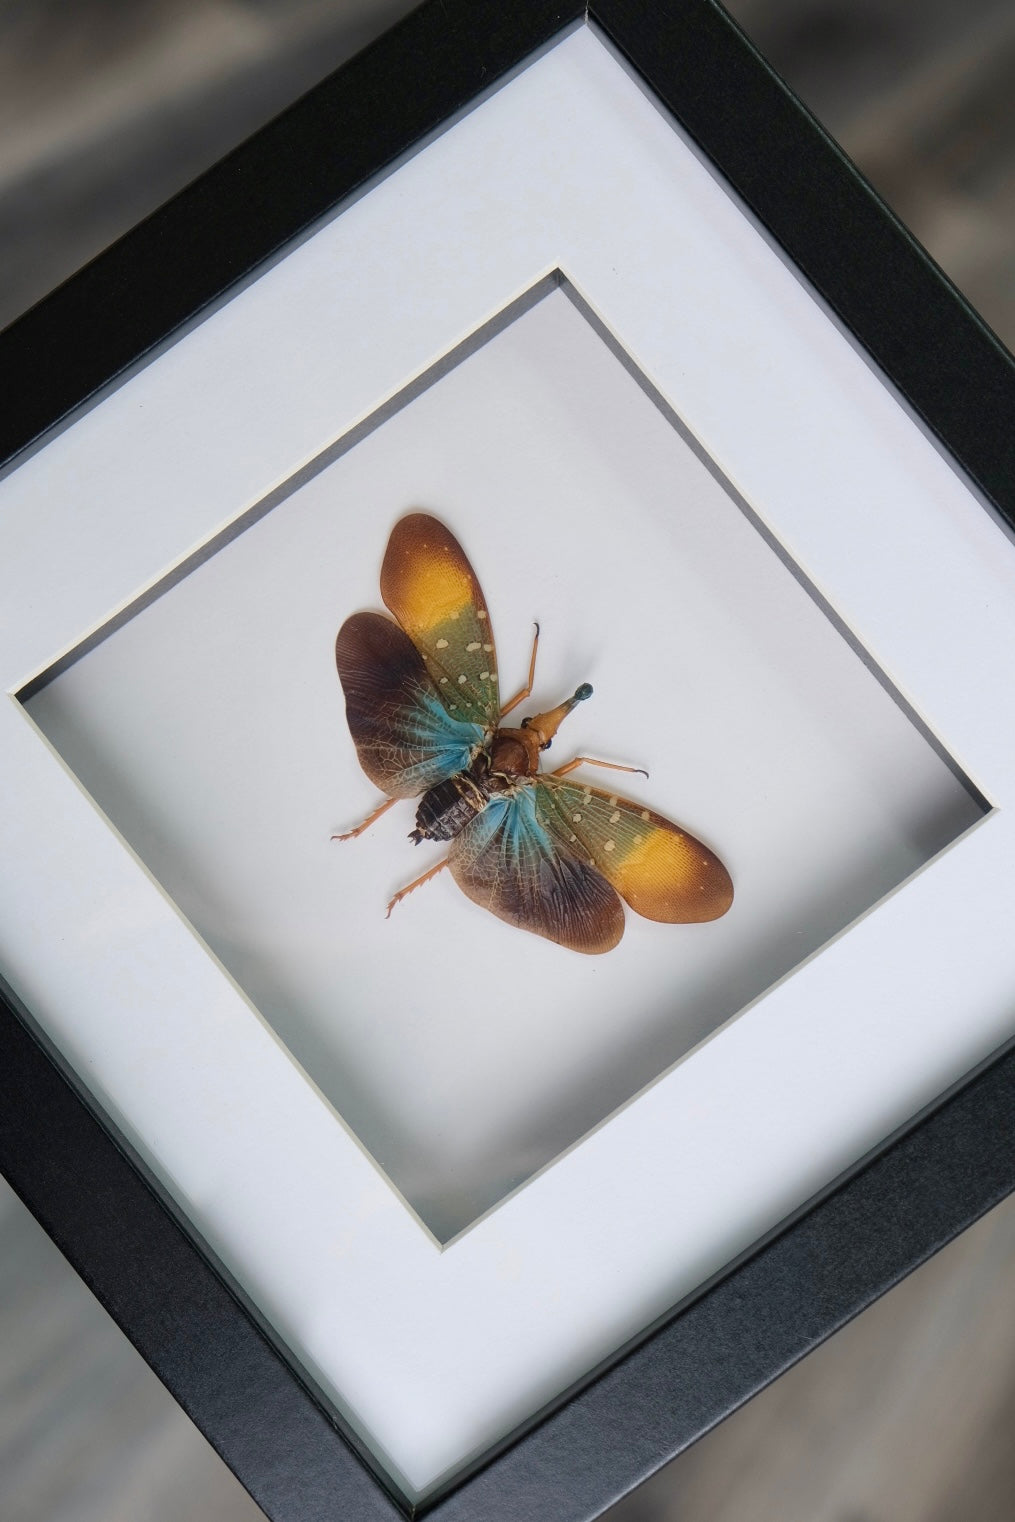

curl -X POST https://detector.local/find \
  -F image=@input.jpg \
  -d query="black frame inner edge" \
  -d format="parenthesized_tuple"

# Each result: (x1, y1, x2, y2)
(2, 1, 1015, 1520)
(17, 259, 993, 1257)
(0, 975, 408, 1521)
(4, 967, 1014, 1522)
(0, 0, 585, 471)
(592, 0, 1015, 536)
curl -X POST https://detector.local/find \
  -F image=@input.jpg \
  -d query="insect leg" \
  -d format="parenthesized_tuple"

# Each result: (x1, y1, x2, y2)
(498, 622, 540, 718)
(386, 857, 450, 917)
(332, 795, 398, 841)
(551, 756, 649, 779)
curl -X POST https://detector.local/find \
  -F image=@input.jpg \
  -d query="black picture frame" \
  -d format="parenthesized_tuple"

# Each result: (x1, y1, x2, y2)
(2, 3, 1014, 1520)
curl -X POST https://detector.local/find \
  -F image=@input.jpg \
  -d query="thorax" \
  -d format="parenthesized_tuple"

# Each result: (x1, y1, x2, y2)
(412, 726, 540, 843)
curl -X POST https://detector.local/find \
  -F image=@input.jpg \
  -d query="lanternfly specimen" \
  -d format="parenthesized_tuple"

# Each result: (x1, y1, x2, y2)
(335, 513, 733, 952)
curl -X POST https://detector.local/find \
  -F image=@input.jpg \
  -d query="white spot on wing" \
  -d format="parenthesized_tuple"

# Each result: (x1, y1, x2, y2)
(572, 812, 583, 822)
(436, 639, 448, 649)
(477, 609, 487, 621)
(609, 811, 621, 824)
(458, 674, 468, 685)
(466, 641, 481, 652)
(604, 840, 616, 853)
(640, 810, 650, 821)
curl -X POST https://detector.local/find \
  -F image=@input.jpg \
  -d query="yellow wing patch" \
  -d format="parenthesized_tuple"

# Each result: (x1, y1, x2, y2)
(381, 514, 479, 635)
(611, 824, 732, 923)
(535, 778, 733, 924)
(379, 513, 499, 727)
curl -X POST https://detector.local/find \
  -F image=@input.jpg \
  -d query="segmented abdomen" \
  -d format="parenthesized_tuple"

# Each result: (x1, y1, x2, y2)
(413, 772, 489, 842)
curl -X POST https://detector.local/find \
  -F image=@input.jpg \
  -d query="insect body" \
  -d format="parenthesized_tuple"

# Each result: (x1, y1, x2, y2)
(335, 513, 732, 953)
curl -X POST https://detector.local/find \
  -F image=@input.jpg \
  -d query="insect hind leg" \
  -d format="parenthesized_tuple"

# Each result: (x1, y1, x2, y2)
(332, 795, 397, 841)
(387, 857, 450, 916)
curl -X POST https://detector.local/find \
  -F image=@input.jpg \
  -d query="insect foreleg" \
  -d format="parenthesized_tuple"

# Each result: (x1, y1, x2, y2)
(551, 756, 649, 779)
(386, 856, 450, 916)
(498, 622, 540, 718)
(332, 795, 398, 841)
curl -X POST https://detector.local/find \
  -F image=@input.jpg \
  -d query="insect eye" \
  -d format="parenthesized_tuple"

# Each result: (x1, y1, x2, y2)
(520, 717, 530, 729)
(541, 738, 552, 751)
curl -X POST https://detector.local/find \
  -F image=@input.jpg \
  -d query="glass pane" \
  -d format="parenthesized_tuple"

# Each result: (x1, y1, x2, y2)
(24, 278, 986, 1243)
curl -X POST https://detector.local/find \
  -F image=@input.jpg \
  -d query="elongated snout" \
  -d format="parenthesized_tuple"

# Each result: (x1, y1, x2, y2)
(521, 683, 593, 748)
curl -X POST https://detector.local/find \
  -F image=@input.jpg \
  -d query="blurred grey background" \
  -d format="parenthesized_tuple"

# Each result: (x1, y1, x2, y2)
(2, 2, 1014, 1519)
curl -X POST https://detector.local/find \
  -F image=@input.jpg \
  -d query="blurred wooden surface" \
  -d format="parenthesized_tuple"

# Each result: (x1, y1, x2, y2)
(2, 2, 1014, 1519)
(0, 0, 417, 332)
(733, 0, 1015, 349)
(609, 1195, 1015, 1522)
(4, 1171, 1015, 1521)
(2, 0, 1013, 346)
(0, 1176, 262, 1522)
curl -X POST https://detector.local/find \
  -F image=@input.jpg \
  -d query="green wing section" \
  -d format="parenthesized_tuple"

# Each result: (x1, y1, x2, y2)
(379, 513, 500, 728)
(533, 775, 733, 924)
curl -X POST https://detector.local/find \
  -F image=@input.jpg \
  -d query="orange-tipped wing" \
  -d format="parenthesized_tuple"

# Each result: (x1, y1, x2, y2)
(534, 775, 733, 923)
(380, 513, 500, 728)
